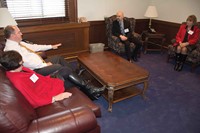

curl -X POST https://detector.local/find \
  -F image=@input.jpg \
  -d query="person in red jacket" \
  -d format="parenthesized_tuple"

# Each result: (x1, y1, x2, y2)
(0, 50, 72, 108)
(173, 15, 200, 71)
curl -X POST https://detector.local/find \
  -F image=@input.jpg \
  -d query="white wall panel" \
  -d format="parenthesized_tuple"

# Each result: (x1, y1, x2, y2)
(78, 0, 200, 23)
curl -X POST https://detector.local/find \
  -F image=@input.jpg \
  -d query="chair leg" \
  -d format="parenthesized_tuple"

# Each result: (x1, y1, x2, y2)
(166, 54, 173, 63)
(190, 63, 196, 73)
(137, 49, 141, 58)
(166, 55, 171, 63)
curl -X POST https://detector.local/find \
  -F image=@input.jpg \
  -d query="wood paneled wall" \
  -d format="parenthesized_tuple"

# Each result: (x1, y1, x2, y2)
(89, 21, 107, 45)
(151, 20, 180, 44)
(134, 19, 181, 44)
(0, 19, 184, 58)
(151, 21, 200, 44)
(88, 19, 180, 46)
(135, 19, 149, 34)
(88, 19, 149, 47)
(88, 19, 181, 46)
(0, 22, 90, 58)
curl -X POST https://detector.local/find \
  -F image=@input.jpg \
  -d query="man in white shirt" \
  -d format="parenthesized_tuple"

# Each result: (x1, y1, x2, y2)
(4, 25, 72, 76)
(3, 25, 105, 100)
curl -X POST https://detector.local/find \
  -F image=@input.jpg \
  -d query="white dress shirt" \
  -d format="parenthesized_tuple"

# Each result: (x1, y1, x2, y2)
(4, 39, 52, 70)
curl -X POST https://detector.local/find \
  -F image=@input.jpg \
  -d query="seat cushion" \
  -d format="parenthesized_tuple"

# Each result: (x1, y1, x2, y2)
(35, 87, 101, 117)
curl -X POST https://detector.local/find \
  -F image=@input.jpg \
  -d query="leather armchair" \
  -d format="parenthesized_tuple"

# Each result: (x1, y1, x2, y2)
(0, 63, 101, 133)
(105, 15, 141, 55)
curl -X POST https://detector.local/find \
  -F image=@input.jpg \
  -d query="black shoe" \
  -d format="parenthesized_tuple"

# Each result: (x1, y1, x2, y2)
(86, 84, 105, 95)
(68, 72, 87, 87)
(68, 73, 105, 100)
(132, 57, 138, 62)
(176, 54, 187, 72)
(79, 87, 99, 100)
(174, 62, 180, 71)
(177, 62, 184, 71)
(80, 85, 105, 100)
(129, 59, 134, 63)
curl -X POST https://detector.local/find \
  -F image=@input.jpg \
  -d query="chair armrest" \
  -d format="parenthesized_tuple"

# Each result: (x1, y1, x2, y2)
(36, 51, 47, 60)
(111, 36, 124, 46)
(171, 39, 176, 43)
(111, 35, 120, 42)
(27, 106, 98, 133)
(195, 43, 200, 51)
(132, 32, 141, 39)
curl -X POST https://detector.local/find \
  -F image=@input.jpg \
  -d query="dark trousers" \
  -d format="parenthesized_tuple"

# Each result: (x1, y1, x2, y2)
(34, 55, 75, 88)
(121, 36, 142, 60)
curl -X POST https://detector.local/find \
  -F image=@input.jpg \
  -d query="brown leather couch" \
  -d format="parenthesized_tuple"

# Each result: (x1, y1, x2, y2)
(0, 43, 101, 133)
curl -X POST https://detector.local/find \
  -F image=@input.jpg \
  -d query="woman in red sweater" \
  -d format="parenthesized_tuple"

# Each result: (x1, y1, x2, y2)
(173, 15, 200, 71)
(0, 51, 72, 108)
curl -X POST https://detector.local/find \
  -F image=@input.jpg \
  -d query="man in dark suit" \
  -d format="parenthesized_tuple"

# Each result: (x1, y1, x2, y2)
(112, 11, 142, 62)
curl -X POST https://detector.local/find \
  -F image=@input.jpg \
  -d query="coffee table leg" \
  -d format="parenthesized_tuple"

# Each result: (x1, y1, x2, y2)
(142, 80, 149, 100)
(108, 87, 114, 112)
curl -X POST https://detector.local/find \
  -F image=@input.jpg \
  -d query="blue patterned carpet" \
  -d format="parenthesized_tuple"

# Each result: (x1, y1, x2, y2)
(93, 52, 200, 133)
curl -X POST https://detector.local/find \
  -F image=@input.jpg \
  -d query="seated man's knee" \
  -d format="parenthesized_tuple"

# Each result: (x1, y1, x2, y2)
(57, 67, 73, 78)
(124, 41, 131, 46)
(34, 64, 63, 76)
(50, 64, 63, 69)
(52, 55, 63, 60)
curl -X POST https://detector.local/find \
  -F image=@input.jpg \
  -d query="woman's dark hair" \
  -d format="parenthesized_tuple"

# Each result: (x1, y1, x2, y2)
(4, 25, 15, 39)
(0, 51, 22, 71)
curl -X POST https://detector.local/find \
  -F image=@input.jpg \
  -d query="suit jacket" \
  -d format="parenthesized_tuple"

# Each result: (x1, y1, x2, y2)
(174, 24, 200, 46)
(112, 19, 133, 39)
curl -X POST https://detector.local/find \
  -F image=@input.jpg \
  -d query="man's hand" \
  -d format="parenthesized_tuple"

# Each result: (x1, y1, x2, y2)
(52, 43, 62, 49)
(120, 35, 127, 41)
(54, 92, 72, 101)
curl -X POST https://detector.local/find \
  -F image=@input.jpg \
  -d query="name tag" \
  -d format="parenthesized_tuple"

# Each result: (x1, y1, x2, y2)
(188, 30, 194, 35)
(30, 74, 39, 83)
(124, 28, 129, 33)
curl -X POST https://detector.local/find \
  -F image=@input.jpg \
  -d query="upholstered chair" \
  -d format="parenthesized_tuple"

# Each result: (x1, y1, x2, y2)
(167, 23, 200, 72)
(105, 15, 141, 57)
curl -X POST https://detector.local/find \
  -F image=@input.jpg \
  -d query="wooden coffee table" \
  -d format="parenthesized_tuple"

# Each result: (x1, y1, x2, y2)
(77, 51, 149, 112)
